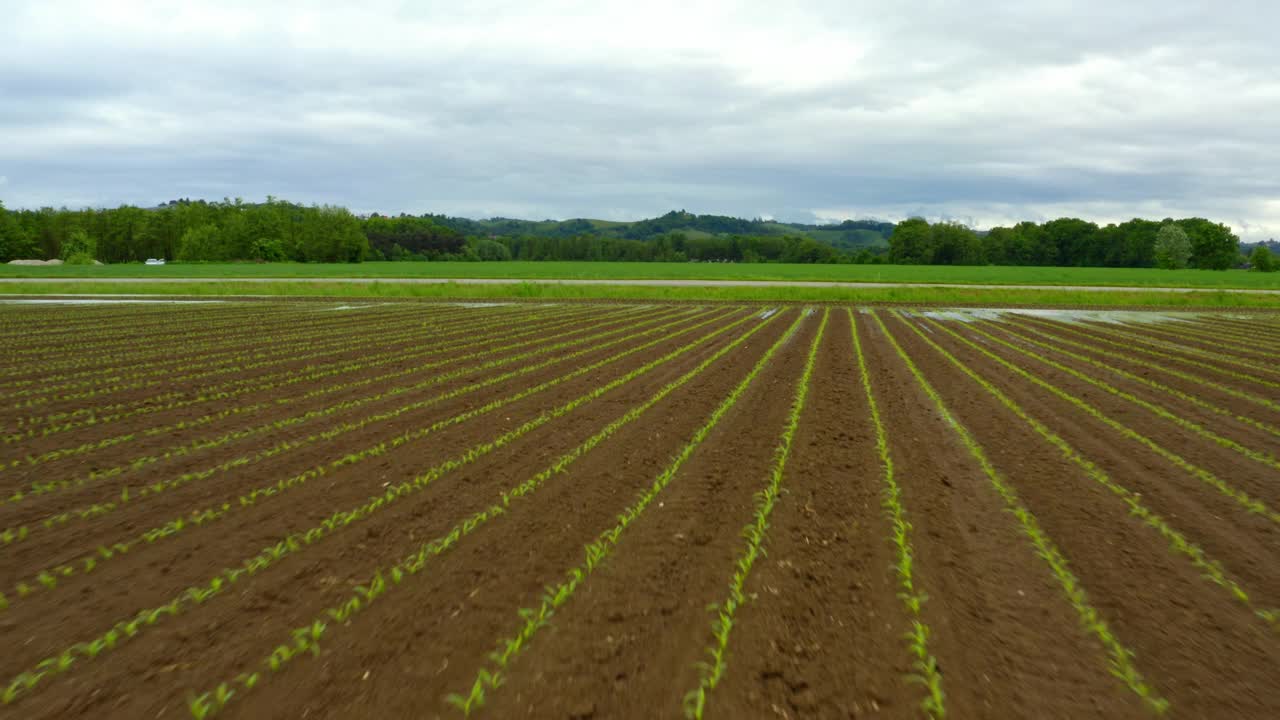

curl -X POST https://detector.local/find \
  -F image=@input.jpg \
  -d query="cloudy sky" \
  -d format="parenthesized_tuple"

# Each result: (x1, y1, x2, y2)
(2, 0, 1278, 238)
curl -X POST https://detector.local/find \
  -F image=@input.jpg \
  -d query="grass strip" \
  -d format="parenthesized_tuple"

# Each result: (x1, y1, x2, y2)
(4, 279, 1280, 308)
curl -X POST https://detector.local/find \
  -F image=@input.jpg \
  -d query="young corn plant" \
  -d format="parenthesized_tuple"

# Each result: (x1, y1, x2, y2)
(875, 311, 1169, 715)
(444, 313, 811, 719)
(1003, 315, 1280, 414)
(0, 306, 716, 553)
(956, 320, 1280, 472)
(917, 315, 1280, 526)
(0, 309, 738, 605)
(0, 309, 761, 706)
(3, 302, 615, 423)
(184, 312, 793, 719)
(1116, 319, 1280, 360)
(1018, 316, 1280, 391)
(847, 308, 946, 718)
(0, 305, 656, 498)
(974, 319, 1280, 440)
(1076, 319, 1280, 377)
(897, 315, 1277, 631)
(683, 309, 828, 719)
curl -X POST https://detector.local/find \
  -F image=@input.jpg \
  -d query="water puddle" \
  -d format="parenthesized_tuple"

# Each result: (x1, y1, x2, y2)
(905, 308, 1209, 325)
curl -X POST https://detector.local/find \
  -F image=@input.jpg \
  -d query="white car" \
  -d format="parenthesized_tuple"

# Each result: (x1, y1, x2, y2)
(144, 258, 166, 265)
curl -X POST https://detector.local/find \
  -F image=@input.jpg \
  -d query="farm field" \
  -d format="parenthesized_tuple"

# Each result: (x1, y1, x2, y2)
(3, 260, 1280, 290)
(0, 298, 1277, 719)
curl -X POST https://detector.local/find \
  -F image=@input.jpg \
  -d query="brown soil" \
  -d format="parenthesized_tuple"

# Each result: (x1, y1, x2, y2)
(0, 301, 1277, 720)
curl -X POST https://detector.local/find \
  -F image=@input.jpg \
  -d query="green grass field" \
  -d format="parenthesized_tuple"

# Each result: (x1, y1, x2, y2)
(2, 261, 1279, 289)
(3, 280, 1278, 308)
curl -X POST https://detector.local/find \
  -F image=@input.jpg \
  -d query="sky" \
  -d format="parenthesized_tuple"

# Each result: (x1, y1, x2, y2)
(2, 0, 1279, 239)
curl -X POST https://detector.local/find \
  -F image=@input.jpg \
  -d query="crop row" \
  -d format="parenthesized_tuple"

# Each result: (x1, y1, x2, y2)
(960, 323, 1280, 472)
(0, 303, 233, 336)
(2, 304, 587, 412)
(1006, 316, 1279, 414)
(1082, 320, 1280, 377)
(0, 308, 735, 598)
(875, 311, 1169, 714)
(849, 309, 946, 719)
(0, 303, 298, 352)
(921, 317, 1280, 525)
(0, 305, 611, 467)
(2, 304, 621, 446)
(0, 307, 766, 706)
(184, 310, 795, 719)
(4, 304, 619, 435)
(897, 314, 1277, 630)
(0, 305, 628, 456)
(0, 303, 339, 367)
(445, 312, 809, 716)
(974, 321, 1280, 440)
(1116, 319, 1280, 360)
(682, 309, 828, 719)
(1179, 317, 1280, 349)
(0, 304, 488, 394)
(0, 305, 664, 505)
(1044, 320, 1280, 390)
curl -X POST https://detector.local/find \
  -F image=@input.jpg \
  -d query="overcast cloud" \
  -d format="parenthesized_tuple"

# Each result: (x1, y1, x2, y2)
(2, 0, 1278, 238)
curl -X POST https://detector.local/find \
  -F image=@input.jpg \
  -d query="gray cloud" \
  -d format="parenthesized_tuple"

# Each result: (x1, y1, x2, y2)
(1, 0, 1279, 239)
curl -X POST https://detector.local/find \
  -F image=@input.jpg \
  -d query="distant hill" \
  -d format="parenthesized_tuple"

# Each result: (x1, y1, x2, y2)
(1241, 239, 1280, 254)
(423, 210, 894, 251)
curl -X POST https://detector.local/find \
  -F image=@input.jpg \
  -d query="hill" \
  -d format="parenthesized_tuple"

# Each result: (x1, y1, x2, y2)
(423, 210, 894, 250)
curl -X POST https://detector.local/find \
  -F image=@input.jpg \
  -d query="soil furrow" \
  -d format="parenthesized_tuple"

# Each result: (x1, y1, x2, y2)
(888, 312, 1280, 719)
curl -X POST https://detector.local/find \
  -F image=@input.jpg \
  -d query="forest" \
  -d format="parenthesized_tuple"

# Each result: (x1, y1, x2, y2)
(0, 198, 1266, 269)
(887, 217, 1246, 270)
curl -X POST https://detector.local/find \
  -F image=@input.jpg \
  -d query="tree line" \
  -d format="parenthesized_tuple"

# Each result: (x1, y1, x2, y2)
(0, 201, 855, 265)
(1, 198, 1272, 270)
(0, 198, 368, 264)
(887, 217, 1248, 270)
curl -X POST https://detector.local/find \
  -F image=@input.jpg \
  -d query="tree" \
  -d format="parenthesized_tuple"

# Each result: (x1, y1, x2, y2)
(929, 222, 984, 265)
(888, 218, 933, 264)
(1040, 218, 1100, 266)
(1250, 245, 1276, 272)
(176, 224, 227, 261)
(1177, 218, 1238, 270)
(471, 237, 512, 261)
(1153, 224, 1192, 269)
(0, 201, 38, 261)
(60, 228, 97, 262)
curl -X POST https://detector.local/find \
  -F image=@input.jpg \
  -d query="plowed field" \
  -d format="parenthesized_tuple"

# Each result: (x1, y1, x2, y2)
(1, 300, 1277, 719)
